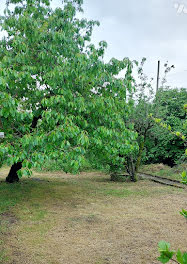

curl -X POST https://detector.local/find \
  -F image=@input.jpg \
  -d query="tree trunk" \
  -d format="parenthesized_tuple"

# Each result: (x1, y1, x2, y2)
(126, 156, 138, 182)
(6, 162, 22, 183)
(135, 138, 145, 172)
(5, 113, 41, 183)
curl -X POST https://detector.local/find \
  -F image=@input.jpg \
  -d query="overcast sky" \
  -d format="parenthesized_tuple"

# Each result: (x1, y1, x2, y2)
(54, 0, 187, 90)
(82, 0, 187, 90)
(1, 0, 187, 91)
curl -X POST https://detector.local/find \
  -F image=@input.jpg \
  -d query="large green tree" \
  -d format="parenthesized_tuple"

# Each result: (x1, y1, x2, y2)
(0, 0, 138, 183)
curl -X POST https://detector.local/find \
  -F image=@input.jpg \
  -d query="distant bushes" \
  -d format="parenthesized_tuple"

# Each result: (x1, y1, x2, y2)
(142, 88, 187, 166)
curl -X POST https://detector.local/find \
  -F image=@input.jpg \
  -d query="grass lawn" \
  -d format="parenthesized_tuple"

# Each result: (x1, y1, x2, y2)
(0, 167, 187, 264)
(140, 163, 187, 181)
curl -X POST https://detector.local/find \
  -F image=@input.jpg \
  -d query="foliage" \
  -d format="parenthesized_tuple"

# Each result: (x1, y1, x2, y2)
(150, 115, 186, 142)
(181, 171, 187, 184)
(158, 241, 187, 264)
(157, 105, 187, 264)
(180, 209, 187, 220)
(129, 58, 186, 167)
(150, 103, 186, 178)
(37, 157, 92, 172)
(129, 59, 182, 171)
(0, 0, 138, 178)
(129, 58, 154, 171)
(144, 88, 187, 166)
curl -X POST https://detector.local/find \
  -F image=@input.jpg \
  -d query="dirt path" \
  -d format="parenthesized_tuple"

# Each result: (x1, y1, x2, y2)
(1, 169, 187, 264)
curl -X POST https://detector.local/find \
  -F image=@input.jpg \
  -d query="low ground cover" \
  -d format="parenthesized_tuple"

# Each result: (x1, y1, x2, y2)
(0, 167, 186, 264)
(140, 163, 186, 181)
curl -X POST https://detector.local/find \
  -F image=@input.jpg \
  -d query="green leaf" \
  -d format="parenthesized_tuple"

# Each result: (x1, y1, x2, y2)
(180, 209, 187, 219)
(158, 241, 175, 263)
(176, 250, 184, 264)
(17, 170, 23, 178)
(157, 255, 171, 263)
(183, 253, 187, 264)
(176, 251, 187, 264)
(158, 241, 171, 252)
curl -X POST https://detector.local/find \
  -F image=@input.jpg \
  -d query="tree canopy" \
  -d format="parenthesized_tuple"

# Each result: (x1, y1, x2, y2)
(145, 88, 187, 166)
(130, 58, 187, 168)
(0, 0, 138, 182)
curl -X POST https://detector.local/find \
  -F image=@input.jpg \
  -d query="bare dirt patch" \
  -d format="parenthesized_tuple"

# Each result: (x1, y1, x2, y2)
(0, 211, 18, 226)
(0, 168, 187, 264)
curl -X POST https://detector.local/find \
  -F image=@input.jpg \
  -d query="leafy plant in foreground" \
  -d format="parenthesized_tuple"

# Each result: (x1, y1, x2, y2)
(180, 209, 187, 220)
(158, 241, 187, 264)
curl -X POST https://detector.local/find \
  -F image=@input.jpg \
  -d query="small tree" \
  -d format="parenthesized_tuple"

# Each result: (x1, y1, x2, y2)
(0, 0, 138, 182)
(129, 58, 155, 172)
(129, 59, 183, 169)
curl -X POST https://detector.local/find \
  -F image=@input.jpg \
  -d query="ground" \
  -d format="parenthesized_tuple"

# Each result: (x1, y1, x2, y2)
(140, 163, 186, 181)
(0, 167, 187, 264)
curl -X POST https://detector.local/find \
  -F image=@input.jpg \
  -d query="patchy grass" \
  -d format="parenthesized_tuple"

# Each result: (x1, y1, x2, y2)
(0, 167, 187, 264)
(140, 163, 186, 181)
(0, 249, 8, 264)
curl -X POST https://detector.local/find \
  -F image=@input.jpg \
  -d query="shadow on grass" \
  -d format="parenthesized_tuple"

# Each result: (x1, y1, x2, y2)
(0, 178, 72, 215)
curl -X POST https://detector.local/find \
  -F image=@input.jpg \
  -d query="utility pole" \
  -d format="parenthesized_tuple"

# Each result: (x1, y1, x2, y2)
(156, 60, 160, 93)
